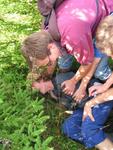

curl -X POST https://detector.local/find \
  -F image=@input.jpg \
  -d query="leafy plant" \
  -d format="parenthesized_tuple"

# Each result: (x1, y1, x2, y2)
(0, 0, 53, 149)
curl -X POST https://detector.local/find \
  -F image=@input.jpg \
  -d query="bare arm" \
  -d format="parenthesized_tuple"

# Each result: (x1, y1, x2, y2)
(89, 88, 113, 106)
(79, 58, 100, 90)
(72, 58, 101, 101)
(62, 58, 101, 96)
(89, 72, 113, 96)
(61, 63, 92, 95)
(103, 72, 113, 89)
(83, 88, 113, 121)
(72, 63, 92, 83)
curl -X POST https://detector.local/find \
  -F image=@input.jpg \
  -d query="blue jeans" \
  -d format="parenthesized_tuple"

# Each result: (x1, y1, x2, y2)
(93, 40, 112, 81)
(62, 101, 113, 148)
(58, 54, 73, 70)
(94, 54, 112, 81)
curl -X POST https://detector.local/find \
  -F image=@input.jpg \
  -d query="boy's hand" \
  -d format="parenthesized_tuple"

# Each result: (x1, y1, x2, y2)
(82, 101, 95, 122)
(73, 87, 86, 103)
(32, 81, 45, 94)
(61, 79, 76, 96)
(32, 80, 54, 94)
(89, 84, 106, 96)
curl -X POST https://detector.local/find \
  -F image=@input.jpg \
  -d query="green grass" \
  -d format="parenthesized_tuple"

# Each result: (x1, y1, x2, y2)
(0, 0, 108, 150)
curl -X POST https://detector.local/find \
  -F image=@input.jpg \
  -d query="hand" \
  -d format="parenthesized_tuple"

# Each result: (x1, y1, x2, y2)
(32, 80, 54, 94)
(61, 79, 76, 96)
(82, 101, 95, 122)
(89, 84, 107, 96)
(73, 88, 86, 103)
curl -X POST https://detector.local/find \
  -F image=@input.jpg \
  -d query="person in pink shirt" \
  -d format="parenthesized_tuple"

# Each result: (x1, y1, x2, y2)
(54, 0, 113, 101)
(22, 0, 113, 102)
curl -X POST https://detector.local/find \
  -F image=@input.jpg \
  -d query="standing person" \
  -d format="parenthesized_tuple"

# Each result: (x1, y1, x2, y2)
(22, 0, 113, 102)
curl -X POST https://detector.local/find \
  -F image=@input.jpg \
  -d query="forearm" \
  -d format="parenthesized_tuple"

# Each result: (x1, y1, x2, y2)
(79, 58, 101, 89)
(103, 72, 113, 89)
(71, 63, 92, 83)
(89, 88, 113, 107)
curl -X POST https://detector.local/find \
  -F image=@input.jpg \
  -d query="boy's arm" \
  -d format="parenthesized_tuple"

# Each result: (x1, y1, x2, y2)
(79, 57, 101, 89)
(103, 72, 113, 89)
(72, 57, 101, 101)
(72, 63, 93, 82)
(62, 63, 92, 95)
(89, 72, 113, 96)
(83, 87, 113, 121)
(62, 57, 100, 96)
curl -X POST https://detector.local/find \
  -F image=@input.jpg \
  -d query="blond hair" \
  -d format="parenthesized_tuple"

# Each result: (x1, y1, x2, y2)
(96, 15, 113, 56)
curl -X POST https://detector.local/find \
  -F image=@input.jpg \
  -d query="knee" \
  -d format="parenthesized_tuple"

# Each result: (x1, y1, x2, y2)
(94, 69, 103, 80)
(94, 64, 112, 81)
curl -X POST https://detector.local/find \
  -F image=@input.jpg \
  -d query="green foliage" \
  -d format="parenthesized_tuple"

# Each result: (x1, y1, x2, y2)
(0, 0, 42, 71)
(0, 0, 52, 150)
(0, 67, 53, 150)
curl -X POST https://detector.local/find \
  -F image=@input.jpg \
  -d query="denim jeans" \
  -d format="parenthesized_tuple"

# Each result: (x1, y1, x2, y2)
(94, 54, 112, 81)
(62, 100, 113, 148)
(58, 54, 73, 70)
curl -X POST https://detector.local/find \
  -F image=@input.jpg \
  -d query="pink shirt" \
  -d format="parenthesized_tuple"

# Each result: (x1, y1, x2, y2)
(56, 0, 113, 64)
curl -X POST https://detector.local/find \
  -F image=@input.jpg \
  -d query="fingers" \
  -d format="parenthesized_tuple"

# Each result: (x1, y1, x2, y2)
(62, 86, 73, 95)
(61, 82, 65, 89)
(63, 88, 74, 96)
(73, 94, 81, 103)
(82, 104, 95, 122)
(82, 112, 87, 121)
(89, 113, 95, 122)
(73, 91, 85, 103)
(61, 82, 74, 96)
(83, 111, 95, 122)
(89, 86, 97, 96)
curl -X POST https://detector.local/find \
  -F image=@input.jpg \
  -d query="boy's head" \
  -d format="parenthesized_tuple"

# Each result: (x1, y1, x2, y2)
(96, 15, 113, 58)
(21, 30, 60, 81)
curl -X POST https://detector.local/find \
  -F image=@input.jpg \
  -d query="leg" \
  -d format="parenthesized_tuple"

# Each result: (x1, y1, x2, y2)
(62, 108, 84, 143)
(95, 138, 113, 150)
(58, 53, 73, 72)
(81, 101, 113, 148)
